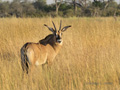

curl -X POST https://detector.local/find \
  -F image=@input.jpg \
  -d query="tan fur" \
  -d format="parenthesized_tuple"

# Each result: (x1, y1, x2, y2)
(20, 21, 71, 73)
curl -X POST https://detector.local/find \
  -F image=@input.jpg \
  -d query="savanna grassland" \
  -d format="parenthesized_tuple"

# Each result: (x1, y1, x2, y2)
(0, 17, 120, 90)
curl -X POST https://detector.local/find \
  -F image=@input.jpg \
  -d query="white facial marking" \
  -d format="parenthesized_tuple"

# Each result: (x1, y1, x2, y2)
(57, 39, 61, 42)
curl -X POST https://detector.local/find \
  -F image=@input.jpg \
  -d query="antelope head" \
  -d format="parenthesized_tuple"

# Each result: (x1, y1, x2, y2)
(44, 21, 71, 45)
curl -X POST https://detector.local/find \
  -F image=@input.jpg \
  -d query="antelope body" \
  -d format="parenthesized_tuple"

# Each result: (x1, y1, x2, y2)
(20, 21, 71, 73)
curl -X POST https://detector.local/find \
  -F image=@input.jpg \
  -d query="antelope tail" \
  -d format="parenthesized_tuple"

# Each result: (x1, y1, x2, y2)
(21, 43, 29, 74)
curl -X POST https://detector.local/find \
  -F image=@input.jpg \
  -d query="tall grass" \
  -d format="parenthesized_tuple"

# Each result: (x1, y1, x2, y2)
(0, 17, 120, 90)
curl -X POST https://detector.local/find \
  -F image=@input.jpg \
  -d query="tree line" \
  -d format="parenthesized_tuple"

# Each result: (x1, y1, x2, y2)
(0, 0, 119, 17)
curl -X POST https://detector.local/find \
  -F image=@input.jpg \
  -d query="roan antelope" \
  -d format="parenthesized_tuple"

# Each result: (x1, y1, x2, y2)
(20, 21, 71, 73)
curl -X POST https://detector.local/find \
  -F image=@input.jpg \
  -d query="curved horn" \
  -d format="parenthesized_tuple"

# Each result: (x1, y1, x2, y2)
(52, 21, 57, 31)
(59, 20, 62, 31)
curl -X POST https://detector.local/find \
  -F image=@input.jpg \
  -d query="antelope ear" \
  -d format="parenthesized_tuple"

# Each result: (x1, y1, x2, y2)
(61, 25, 71, 32)
(44, 24, 54, 33)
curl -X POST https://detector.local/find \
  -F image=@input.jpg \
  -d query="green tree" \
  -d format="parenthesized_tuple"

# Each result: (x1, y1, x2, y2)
(54, 0, 63, 16)
(9, 1, 23, 17)
(0, 2, 9, 17)
(22, 3, 36, 17)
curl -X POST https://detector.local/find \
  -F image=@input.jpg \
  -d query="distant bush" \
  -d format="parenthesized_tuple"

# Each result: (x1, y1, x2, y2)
(64, 9, 74, 17)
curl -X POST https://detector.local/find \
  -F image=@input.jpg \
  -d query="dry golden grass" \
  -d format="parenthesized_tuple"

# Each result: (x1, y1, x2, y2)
(0, 17, 120, 90)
